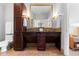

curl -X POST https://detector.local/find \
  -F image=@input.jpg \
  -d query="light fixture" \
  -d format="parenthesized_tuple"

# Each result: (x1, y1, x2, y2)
(22, 9, 27, 17)
(52, 12, 62, 20)
(52, 14, 58, 20)
(27, 11, 30, 18)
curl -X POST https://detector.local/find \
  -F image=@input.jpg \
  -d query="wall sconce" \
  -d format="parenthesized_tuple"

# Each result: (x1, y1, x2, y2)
(27, 11, 30, 18)
(22, 9, 30, 18)
(52, 16, 57, 20)
(52, 13, 62, 20)
(52, 15, 58, 20)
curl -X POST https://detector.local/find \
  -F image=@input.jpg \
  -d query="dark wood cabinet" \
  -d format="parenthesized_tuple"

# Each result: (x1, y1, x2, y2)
(13, 3, 25, 50)
(13, 32, 24, 50)
(14, 17, 23, 32)
(23, 32, 61, 50)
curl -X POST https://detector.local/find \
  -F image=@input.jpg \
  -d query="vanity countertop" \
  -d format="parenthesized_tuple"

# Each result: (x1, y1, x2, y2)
(26, 28, 61, 32)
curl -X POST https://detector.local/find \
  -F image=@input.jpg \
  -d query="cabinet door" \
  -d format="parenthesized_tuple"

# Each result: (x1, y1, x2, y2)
(13, 3, 24, 50)
(13, 32, 24, 50)
(14, 17, 23, 32)
(14, 3, 23, 32)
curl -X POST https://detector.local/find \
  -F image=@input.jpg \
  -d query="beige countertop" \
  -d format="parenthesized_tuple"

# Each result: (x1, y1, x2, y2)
(26, 28, 61, 32)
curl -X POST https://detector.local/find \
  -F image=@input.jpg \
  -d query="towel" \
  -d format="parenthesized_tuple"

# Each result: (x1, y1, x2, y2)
(23, 18, 27, 27)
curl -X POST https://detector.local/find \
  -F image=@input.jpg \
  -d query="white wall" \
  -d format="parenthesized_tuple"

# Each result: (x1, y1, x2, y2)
(4, 3, 14, 43)
(0, 4, 13, 52)
(53, 3, 69, 55)
(53, 4, 61, 28)
(61, 4, 69, 55)
(69, 4, 79, 24)
(53, 3, 63, 49)
(0, 4, 5, 42)
(69, 4, 79, 35)
(0, 3, 13, 42)
(5, 3, 14, 35)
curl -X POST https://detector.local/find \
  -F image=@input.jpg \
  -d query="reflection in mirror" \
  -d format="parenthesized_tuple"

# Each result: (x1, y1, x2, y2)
(23, 18, 28, 27)
(31, 5, 52, 28)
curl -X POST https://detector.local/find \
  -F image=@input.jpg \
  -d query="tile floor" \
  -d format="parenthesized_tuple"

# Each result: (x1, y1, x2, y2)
(0, 43, 63, 56)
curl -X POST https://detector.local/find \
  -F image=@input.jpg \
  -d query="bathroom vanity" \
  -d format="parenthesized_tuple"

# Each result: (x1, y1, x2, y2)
(13, 3, 61, 51)
(14, 27, 61, 51)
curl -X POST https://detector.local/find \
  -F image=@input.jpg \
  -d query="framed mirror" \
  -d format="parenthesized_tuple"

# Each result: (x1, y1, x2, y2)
(30, 4, 53, 28)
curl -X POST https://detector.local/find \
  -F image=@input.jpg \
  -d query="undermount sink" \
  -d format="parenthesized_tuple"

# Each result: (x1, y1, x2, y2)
(39, 27, 44, 32)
